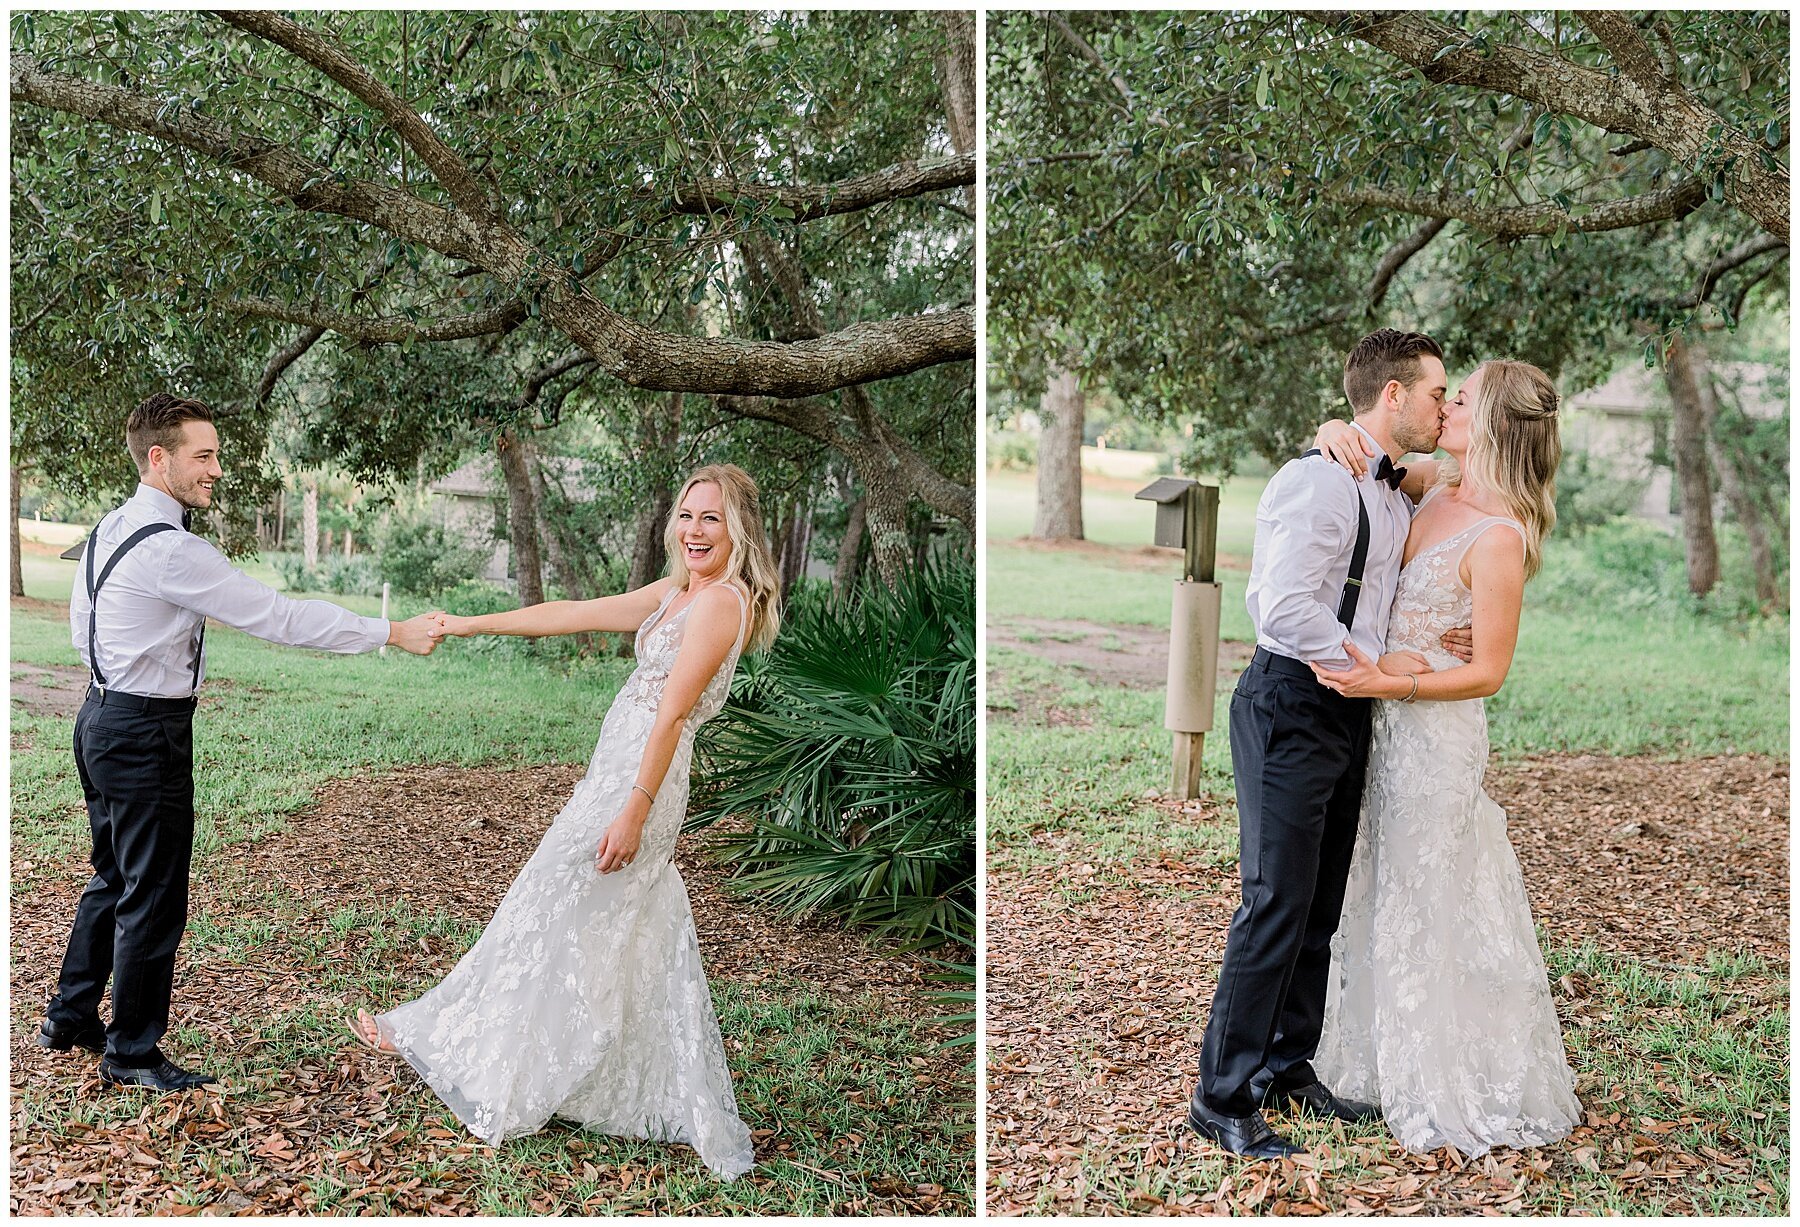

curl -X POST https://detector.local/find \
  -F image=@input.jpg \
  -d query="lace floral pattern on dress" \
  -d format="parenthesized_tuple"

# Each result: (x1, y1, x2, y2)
(378, 585, 755, 1179)
(1315, 515, 1582, 1157)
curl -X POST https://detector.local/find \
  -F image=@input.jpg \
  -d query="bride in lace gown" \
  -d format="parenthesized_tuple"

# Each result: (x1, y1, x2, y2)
(1306, 361, 1581, 1157)
(348, 464, 781, 1180)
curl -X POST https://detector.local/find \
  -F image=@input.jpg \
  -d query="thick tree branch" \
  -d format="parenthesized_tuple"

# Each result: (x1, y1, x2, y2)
(670, 153, 974, 221)
(1309, 11, 1788, 240)
(1579, 12, 1670, 96)
(216, 10, 499, 223)
(11, 54, 484, 259)
(15, 53, 972, 397)
(1331, 176, 1708, 238)
(232, 297, 528, 343)
(520, 352, 595, 405)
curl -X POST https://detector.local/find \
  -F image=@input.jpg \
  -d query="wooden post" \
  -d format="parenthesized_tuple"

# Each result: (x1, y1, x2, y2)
(1170, 482, 1222, 799)
(380, 582, 389, 657)
(1172, 730, 1205, 798)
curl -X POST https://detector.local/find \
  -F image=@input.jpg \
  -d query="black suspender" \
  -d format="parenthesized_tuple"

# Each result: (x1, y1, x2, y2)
(85, 516, 203, 692)
(1300, 449, 1371, 631)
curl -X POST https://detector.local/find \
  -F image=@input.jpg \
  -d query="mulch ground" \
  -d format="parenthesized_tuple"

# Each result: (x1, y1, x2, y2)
(10, 765, 967, 1216)
(986, 753, 1788, 1216)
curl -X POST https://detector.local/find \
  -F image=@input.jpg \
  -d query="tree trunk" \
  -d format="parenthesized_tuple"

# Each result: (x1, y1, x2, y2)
(275, 487, 286, 550)
(1697, 361, 1781, 609)
(778, 495, 812, 599)
(937, 11, 977, 157)
(834, 496, 867, 595)
(302, 481, 319, 572)
(627, 488, 673, 592)
(496, 427, 545, 607)
(1033, 364, 1085, 541)
(863, 467, 912, 588)
(1659, 333, 1720, 596)
(10, 465, 24, 599)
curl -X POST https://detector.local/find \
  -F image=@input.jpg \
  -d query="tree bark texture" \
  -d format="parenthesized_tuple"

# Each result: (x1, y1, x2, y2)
(834, 496, 867, 595)
(1658, 332, 1721, 596)
(496, 427, 545, 607)
(10, 467, 24, 599)
(1033, 365, 1085, 541)
(1697, 361, 1782, 608)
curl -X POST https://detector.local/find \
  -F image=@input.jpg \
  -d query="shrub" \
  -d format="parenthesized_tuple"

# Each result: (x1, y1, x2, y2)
(379, 516, 488, 599)
(271, 551, 380, 597)
(690, 554, 976, 949)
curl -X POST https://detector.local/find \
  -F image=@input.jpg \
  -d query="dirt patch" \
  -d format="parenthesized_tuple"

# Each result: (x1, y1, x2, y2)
(11, 764, 967, 1216)
(998, 536, 1251, 575)
(988, 617, 1257, 696)
(986, 754, 1788, 1215)
(11, 663, 92, 721)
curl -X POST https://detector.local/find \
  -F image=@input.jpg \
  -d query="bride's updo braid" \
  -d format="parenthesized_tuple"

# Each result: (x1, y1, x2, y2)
(663, 464, 783, 652)
(1441, 360, 1561, 580)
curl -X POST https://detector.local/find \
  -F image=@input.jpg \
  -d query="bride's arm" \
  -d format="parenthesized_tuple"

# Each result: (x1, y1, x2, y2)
(594, 586, 744, 873)
(434, 578, 676, 639)
(1313, 420, 1441, 503)
(1309, 530, 1524, 701)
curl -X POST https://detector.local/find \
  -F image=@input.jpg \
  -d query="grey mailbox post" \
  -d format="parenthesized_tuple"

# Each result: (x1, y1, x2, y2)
(1135, 477, 1223, 799)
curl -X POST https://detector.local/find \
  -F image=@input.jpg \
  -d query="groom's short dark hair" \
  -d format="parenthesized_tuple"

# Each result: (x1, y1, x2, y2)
(126, 393, 214, 473)
(1344, 330, 1444, 413)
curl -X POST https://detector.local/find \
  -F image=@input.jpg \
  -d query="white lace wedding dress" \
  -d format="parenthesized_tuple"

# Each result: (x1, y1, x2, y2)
(376, 585, 755, 1179)
(1315, 512, 1581, 1157)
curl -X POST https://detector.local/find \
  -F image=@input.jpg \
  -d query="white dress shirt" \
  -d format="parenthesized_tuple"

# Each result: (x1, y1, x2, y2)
(70, 483, 390, 698)
(1244, 423, 1414, 670)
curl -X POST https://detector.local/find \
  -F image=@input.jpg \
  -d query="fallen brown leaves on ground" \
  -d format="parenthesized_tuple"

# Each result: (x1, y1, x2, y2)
(11, 765, 968, 1216)
(986, 754, 1788, 1216)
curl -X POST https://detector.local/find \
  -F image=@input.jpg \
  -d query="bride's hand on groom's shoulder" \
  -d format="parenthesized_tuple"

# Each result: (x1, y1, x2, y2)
(1314, 418, 1375, 479)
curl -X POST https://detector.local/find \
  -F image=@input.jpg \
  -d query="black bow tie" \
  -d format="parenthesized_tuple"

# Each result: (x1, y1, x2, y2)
(1374, 455, 1407, 490)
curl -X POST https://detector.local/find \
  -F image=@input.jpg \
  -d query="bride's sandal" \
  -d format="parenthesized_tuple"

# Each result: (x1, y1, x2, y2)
(348, 1009, 398, 1055)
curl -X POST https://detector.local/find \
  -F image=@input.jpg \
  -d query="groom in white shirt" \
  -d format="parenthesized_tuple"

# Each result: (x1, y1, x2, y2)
(34, 393, 442, 1092)
(1189, 330, 1450, 1157)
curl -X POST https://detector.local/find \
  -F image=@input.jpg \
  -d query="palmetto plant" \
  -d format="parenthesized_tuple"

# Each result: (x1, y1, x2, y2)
(690, 555, 975, 949)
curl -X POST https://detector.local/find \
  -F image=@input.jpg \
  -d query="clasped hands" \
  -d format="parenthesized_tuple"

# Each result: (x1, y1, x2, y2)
(384, 611, 479, 655)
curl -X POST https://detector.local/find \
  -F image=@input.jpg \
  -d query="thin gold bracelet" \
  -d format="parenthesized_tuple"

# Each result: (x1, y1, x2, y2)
(1402, 674, 1420, 703)
(632, 783, 654, 803)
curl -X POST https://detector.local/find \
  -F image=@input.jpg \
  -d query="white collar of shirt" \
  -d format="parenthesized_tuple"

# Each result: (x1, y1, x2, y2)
(1348, 421, 1394, 470)
(131, 482, 186, 526)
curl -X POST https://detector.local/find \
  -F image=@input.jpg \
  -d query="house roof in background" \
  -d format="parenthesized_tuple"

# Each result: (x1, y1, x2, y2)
(429, 455, 598, 499)
(1566, 361, 1785, 420)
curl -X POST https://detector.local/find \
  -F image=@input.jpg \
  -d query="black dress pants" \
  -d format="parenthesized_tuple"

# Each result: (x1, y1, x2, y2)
(47, 690, 197, 1065)
(1196, 649, 1373, 1116)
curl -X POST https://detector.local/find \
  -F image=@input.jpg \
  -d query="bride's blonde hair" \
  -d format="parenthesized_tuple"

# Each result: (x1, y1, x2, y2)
(1439, 360, 1561, 580)
(663, 463, 782, 652)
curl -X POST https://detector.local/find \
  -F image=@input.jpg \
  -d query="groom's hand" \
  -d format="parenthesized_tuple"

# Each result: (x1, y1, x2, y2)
(387, 612, 444, 656)
(1440, 625, 1474, 663)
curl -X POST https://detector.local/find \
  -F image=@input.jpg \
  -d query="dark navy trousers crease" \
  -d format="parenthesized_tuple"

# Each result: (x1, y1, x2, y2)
(1196, 650, 1373, 1116)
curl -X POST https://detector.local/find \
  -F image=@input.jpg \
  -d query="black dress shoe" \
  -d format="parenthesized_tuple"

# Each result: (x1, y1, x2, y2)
(1270, 1079, 1382, 1125)
(33, 1019, 107, 1054)
(98, 1052, 216, 1092)
(1186, 1097, 1306, 1159)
